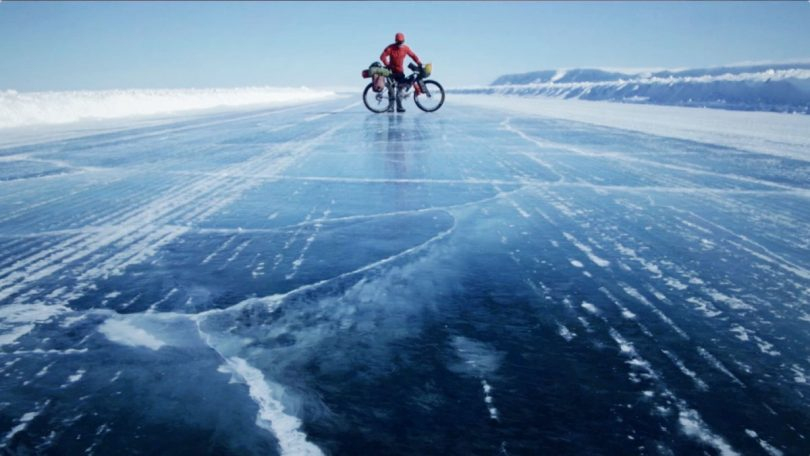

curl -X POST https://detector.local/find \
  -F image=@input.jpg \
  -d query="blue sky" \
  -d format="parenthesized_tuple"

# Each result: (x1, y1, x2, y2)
(1, 1, 809, 91)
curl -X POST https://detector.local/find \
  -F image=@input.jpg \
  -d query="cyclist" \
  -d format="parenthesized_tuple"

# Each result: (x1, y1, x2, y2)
(380, 32, 422, 113)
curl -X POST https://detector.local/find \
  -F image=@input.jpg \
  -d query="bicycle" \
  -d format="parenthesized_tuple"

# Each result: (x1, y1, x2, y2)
(362, 63, 446, 113)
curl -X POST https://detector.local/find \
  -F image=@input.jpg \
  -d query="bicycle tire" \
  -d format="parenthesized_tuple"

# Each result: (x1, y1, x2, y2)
(414, 80, 445, 112)
(363, 83, 393, 113)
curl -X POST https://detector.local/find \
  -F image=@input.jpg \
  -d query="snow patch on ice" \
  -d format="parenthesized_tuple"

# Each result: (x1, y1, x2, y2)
(557, 323, 576, 342)
(791, 364, 807, 384)
(753, 336, 781, 357)
(707, 290, 755, 311)
(98, 319, 165, 351)
(696, 347, 745, 387)
(481, 379, 499, 421)
(449, 337, 506, 420)
(730, 324, 751, 342)
(686, 297, 723, 318)
(661, 349, 709, 391)
(745, 429, 784, 456)
(609, 328, 738, 455)
(562, 232, 610, 268)
(0, 324, 35, 347)
(0, 303, 69, 347)
(665, 278, 688, 291)
(67, 368, 86, 384)
(679, 408, 740, 456)
(450, 336, 504, 377)
(0, 303, 68, 325)
(614, 243, 662, 277)
(581, 302, 599, 315)
(621, 284, 688, 339)
(2, 401, 49, 445)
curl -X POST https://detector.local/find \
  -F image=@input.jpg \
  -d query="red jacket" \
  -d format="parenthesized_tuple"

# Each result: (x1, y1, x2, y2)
(380, 43, 421, 74)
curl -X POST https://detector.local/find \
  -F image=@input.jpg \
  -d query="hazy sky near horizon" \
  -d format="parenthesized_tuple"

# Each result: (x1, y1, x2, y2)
(1, 1, 809, 91)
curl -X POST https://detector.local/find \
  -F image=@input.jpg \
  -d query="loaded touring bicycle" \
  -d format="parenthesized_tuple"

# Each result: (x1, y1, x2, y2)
(361, 62, 446, 113)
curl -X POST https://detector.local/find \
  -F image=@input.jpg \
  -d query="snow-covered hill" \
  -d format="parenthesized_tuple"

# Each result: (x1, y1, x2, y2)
(455, 63, 810, 114)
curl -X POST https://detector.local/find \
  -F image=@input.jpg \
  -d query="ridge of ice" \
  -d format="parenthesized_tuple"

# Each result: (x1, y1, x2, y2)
(223, 357, 324, 456)
(461, 63, 810, 115)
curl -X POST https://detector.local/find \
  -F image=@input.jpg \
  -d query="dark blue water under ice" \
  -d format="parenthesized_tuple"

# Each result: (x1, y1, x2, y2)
(0, 98, 809, 455)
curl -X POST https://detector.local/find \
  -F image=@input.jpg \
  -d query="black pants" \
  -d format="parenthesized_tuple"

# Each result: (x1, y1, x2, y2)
(388, 72, 408, 108)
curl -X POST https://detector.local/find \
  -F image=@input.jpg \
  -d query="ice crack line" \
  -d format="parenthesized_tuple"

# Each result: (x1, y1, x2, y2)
(0, 125, 345, 354)
(196, 211, 457, 319)
(286, 209, 330, 280)
(192, 321, 324, 456)
(501, 118, 802, 193)
(0, 124, 343, 305)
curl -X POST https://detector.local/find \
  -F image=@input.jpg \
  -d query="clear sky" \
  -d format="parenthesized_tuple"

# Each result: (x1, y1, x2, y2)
(1, 1, 809, 91)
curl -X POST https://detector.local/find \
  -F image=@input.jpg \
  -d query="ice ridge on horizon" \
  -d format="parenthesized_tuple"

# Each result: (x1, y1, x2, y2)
(461, 62, 810, 114)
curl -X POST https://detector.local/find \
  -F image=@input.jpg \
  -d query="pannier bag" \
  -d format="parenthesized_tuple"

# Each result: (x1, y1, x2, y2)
(372, 74, 385, 93)
(366, 62, 391, 93)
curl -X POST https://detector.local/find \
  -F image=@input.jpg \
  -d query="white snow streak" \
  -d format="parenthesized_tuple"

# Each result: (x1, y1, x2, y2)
(678, 408, 740, 456)
(608, 329, 739, 456)
(223, 357, 323, 456)
(562, 232, 610, 268)
(696, 347, 745, 387)
(2, 401, 49, 446)
(745, 429, 784, 456)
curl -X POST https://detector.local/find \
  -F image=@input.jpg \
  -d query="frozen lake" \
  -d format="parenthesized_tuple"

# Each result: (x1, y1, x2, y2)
(1, 96, 809, 455)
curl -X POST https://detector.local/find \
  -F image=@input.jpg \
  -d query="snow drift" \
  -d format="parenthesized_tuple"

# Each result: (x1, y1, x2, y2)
(0, 86, 339, 129)
(456, 63, 810, 114)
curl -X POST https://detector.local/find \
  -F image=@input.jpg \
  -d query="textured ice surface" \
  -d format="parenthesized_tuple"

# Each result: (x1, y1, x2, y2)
(0, 97, 808, 455)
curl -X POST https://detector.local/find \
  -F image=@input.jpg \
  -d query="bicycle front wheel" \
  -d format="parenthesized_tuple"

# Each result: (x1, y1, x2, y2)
(363, 83, 393, 113)
(414, 80, 445, 112)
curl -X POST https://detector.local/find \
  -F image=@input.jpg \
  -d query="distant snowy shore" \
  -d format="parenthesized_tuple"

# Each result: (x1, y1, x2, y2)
(453, 94, 810, 161)
(454, 63, 810, 114)
(0, 86, 339, 129)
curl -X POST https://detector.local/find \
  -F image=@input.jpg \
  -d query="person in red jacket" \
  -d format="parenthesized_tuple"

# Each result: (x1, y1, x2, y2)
(380, 32, 422, 113)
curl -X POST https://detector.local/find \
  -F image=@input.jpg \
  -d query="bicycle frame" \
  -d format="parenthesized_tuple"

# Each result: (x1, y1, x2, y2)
(385, 69, 429, 99)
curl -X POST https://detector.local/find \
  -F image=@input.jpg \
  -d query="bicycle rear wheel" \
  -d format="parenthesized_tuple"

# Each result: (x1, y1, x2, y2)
(363, 83, 393, 113)
(414, 80, 445, 112)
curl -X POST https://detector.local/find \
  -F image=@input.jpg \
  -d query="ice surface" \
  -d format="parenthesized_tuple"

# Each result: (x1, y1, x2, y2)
(0, 96, 808, 454)
(453, 94, 810, 161)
